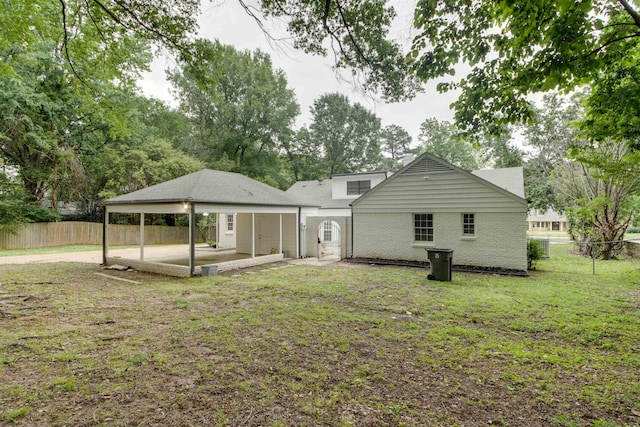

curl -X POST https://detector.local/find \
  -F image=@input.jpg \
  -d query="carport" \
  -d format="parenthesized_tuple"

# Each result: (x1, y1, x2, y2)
(102, 169, 308, 277)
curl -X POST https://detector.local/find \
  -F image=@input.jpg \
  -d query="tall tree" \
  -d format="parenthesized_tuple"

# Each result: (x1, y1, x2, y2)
(380, 124, 412, 160)
(282, 127, 325, 181)
(68, 95, 205, 219)
(0, 42, 113, 206)
(410, 0, 640, 142)
(309, 93, 383, 175)
(552, 140, 640, 259)
(169, 39, 299, 189)
(523, 92, 583, 210)
(418, 118, 478, 170)
(478, 132, 524, 169)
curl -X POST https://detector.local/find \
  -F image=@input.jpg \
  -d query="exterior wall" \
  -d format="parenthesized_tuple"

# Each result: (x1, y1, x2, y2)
(236, 213, 297, 257)
(303, 216, 352, 258)
(331, 173, 387, 200)
(353, 170, 526, 213)
(353, 211, 527, 271)
(217, 213, 236, 249)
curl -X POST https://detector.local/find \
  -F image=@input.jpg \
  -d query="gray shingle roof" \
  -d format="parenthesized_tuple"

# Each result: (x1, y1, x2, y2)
(285, 180, 351, 209)
(471, 167, 525, 199)
(104, 169, 307, 207)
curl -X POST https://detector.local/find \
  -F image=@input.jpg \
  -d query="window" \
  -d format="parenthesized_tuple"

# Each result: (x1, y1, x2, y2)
(414, 213, 433, 242)
(462, 213, 475, 236)
(347, 180, 371, 195)
(323, 221, 332, 242)
(227, 214, 234, 232)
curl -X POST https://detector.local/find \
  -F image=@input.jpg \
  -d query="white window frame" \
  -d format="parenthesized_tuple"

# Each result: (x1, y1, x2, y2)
(462, 213, 475, 236)
(413, 213, 434, 243)
(227, 214, 234, 232)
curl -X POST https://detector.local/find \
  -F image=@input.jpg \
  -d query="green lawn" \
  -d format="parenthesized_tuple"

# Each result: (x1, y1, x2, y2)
(0, 246, 638, 426)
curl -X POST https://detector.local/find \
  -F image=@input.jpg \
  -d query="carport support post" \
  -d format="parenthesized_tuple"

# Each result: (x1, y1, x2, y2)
(103, 207, 109, 265)
(189, 202, 196, 276)
(251, 213, 255, 258)
(279, 214, 283, 255)
(139, 213, 145, 261)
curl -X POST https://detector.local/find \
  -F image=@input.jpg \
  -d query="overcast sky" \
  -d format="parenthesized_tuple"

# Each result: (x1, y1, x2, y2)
(138, 0, 460, 148)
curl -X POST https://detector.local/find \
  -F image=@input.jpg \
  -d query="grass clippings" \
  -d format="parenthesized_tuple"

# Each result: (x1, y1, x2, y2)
(0, 246, 639, 426)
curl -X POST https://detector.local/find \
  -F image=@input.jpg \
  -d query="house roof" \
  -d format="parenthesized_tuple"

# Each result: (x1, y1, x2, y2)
(104, 169, 309, 207)
(471, 167, 526, 199)
(286, 179, 352, 209)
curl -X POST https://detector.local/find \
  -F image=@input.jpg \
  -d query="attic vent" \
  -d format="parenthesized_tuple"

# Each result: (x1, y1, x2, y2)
(405, 156, 454, 174)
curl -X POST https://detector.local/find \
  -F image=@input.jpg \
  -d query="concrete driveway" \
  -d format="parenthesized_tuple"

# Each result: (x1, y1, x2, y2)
(0, 245, 192, 265)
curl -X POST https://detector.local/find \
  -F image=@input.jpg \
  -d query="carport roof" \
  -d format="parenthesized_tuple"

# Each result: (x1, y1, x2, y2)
(104, 169, 313, 207)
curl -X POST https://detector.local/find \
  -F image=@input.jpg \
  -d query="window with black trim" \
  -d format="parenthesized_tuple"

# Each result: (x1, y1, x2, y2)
(462, 213, 475, 236)
(414, 213, 433, 242)
(346, 180, 371, 195)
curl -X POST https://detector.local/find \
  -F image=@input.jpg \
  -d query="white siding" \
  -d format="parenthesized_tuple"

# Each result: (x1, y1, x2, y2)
(353, 171, 526, 213)
(217, 213, 236, 249)
(331, 173, 387, 200)
(353, 212, 527, 271)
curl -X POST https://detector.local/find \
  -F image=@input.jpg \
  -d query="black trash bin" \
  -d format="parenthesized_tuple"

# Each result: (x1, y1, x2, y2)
(425, 248, 454, 281)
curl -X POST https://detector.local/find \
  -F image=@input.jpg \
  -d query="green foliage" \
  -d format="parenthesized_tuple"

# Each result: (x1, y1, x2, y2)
(197, 213, 216, 243)
(580, 49, 640, 150)
(417, 118, 479, 169)
(308, 93, 383, 175)
(0, 173, 59, 231)
(1, 406, 30, 422)
(527, 239, 543, 270)
(380, 124, 412, 161)
(553, 140, 640, 259)
(410, 0, 640, 142)
(260, 0, 421, 101)
(169, 39, 299, 189)
(478, 131, 524, 169)
(523, 93, 583, 211)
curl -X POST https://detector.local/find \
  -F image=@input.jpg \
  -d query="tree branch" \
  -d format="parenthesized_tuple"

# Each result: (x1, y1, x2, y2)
(618, 0, 640, 30)
(58, 0, 89, 85)
(334, 0, 372, 66)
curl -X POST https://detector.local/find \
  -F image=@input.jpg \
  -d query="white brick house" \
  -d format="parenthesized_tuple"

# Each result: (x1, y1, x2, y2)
(286, 172, 388, 258)
(350, 153, 528, 273)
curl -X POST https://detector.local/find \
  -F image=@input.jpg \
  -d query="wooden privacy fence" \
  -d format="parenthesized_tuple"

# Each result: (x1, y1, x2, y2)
(0, 222, 200, 250)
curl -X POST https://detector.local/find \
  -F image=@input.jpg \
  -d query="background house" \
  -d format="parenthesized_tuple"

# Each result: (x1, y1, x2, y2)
(350, 153, 529, 273)
(527, 208, 568, 232)
(286, 172, 388, 259)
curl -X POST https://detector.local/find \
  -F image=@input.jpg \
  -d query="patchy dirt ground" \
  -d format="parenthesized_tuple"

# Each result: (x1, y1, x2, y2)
(0, 261, 639, 426)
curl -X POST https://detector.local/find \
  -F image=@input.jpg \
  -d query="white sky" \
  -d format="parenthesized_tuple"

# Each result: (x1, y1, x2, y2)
(137, 0, 460, 147)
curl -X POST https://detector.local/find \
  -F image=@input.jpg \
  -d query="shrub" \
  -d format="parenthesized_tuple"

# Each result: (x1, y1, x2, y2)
(527, 239, 543, 270)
